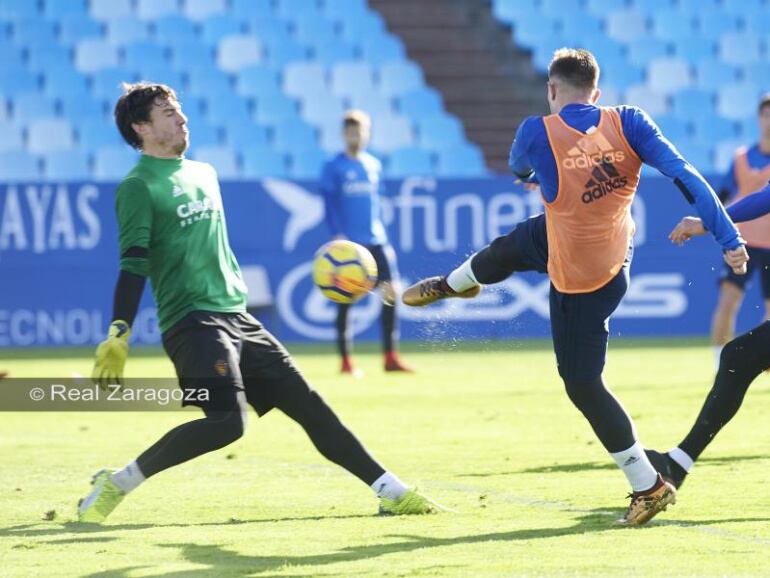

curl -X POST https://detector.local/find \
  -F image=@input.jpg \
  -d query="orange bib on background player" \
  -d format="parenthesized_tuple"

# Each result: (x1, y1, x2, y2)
(730, 147, 770, 249)
(542, 108, 643, 293)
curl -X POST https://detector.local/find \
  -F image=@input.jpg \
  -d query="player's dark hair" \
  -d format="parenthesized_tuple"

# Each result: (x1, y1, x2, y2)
(759, 93, 770, 114)
(114, 82, 178, 149)
(548, 48, 600, 91)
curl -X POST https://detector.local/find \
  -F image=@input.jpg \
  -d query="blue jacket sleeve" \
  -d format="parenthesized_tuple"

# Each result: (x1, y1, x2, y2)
(620, 106, 744, 250)
(319, 161, 344, 237)
(726, 184, 770, 223)
(508, 117, 539, 183)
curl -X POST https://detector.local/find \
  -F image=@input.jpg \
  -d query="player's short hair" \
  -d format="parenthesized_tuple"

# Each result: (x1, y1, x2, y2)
(759, 93, 770, 114)
(343, 109, 371, 128)
(548, 48, 600, 91)
(115, 82, 179, 149)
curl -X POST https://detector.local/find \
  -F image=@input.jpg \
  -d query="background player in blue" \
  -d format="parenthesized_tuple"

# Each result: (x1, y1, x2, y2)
(320, 110, 412, 376)
(710, 94, 770, 366)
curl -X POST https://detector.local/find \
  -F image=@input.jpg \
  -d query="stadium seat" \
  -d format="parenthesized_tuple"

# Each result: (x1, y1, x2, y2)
(598, 86, 621, 106)
(606, 11, 648, 42)
(292, 15, 337, 45)
(719, 33, 763, 66)
(670, 89, 714, 122)
(264, 38, 308, 69)
(676, 0, 720, 13)
(57, 15, 103, 45)
(717, 84, 762, 121)
(386, 147, 434, 177)
(43, 68, 90, 98)
(205, 94, 252, 126)
(370, 115, 414, 152)
(0, 68, 39, 97)
(714, 139, 744, 173)
(692, 117, 737, 143)
(284, 62, 326, 99)
(106, 17, 150, 45)
(185, 121, 221, 150)
(331, 61, 375, 98)
(254, 96, 298, 125)
(223, 122, 270, 149)
(200, 14, 243, 45)
(359, 36, 406, 67)
(154, 16, 198, 46)
(11, 93, 57, 124)
(288, 147, 327, 179)
(743, 11, 770, 35)
(417, 116, 464, 150)
(186, 66, 232, 96)
(169, 42, 216, 70)
(27, 119, 76, 154)
(673, 141, 712, 171)
(651, 10, 696, 41)
(75, 39, 120, 73)
(323, 0, 369, 22)
(693, 60, 738, 91)
(339, 11, 385, 43)
(0, 121, 24, 152)
(695, 12, 740, 37)
(26, 45, 72, 73)
(59, 95, 105, 121)
(77, 118, 126, 150)
(435, 144, 486, 177)
(347, 91, 393, 119)
(275, 0, 321, 19)
(721, 0, 765, 16)
(230, 0, 273, 20)
(123, 43, 169, 72)
(218, 35, 263, 72)
(93, 145, 139, 180)
(43, 150, 91, 181)
(0, 151, 41, 181)
(559, 13, 604, 43)
(738, 118, 760, 142)
(185, 0, 227, 21)
(191, 145, 240, 179)
(301, 94, 345, 125)
(397, 88, 444, 118)
(626, 38, 670, 68)
(241, 146, 288, 177)
(624, 85, 669, 116)
(136, 0, 179, 20)
(319, 125, 344, 152)
(654, 115, 691, 144)
(236, 66, 281, 98)
(272, 119, 318, 151)
(511, 15, 559, 50)
(378, 62, 424, 97)
(89, 0, 132, 21)
(647, 57, 691, 94)
(671, 36, 715, 65)
(312, 40, 357, 67)
(600, 61, 645, 90)
(0, 0, 40, 20)
(44, 0, 88, 18)
(585, 0, 629, 15)
(90, 68, 136, 101)
(135, 65, 184, 88)
(492, 0, 537, 22)
(741, 63, 770, 85)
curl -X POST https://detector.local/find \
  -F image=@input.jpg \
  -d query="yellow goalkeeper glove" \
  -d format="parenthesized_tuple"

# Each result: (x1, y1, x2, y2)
(92, 320, 131, 388)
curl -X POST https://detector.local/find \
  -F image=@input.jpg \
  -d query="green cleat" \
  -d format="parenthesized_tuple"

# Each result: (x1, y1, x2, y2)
(77, 469, 125, 523)
(378, 488, 443, 515)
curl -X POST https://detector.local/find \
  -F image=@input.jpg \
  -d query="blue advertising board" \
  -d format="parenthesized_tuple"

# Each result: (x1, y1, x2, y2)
(0, 176, 763, 347)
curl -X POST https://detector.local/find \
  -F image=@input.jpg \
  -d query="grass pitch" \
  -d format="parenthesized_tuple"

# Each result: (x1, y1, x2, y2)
(2, 339, 770, 577)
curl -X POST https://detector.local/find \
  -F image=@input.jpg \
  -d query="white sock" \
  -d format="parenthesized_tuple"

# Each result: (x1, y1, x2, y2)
(668, 447, 694, 473)
(110, 461, 146, 494)
(713, 345, 724, 371)
(446, 255, 479, 292)
(370, 471, 409, 500)
(610, 441, 658, 492)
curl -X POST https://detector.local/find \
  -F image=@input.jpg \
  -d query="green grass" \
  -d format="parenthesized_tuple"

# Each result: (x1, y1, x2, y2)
(2, 339, 770, 577)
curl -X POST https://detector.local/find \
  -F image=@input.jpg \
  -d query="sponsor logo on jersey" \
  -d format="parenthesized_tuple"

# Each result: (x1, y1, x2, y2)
(172, 185, 184, 197)
(581, 163, 628, 204)
(561, 131, 626, 170)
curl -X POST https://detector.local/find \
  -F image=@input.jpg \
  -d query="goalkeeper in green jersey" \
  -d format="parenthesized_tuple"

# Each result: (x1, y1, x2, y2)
(78, 83, 439, 523)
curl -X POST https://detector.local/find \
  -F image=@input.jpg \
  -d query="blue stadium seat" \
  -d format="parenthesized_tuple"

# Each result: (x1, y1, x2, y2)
(204, 94, 252, 126)
(651, 10, 695, 41)
(378, 62, 424, 97)
(654, 115, 691, 144)
(575, 37, 626, 68)
(75, 39, 120, 73)
(626, 38, 669, 68)
(417, 116, 464, 150)
(264, 37, 308, 69)
(178, 95, 206, 119)
(671, 88, 715, 121)
(624, 84, 668, 116)
(235, 66, 281, 98)
(370, 115, 413, 152)
(200, 14, 244, 45)
(249, 16, 291, 37)
(43, 67, 90, 98)
(230, 0, 273, 20)
(136, 0, 179, 21)
(719, 33, 763, 66)
(629, 0, 674, 12)
(600, 60, 645, 89)
(0, 68, 39, 97)
(218, 35, 263, 72)
(27, 45, 73, 72)
(123, 42, 169, 72)
(722, 0, 765, 16)
(223, 122, 270, 149)
(597, 86, 621, 106)
(511, 15, 559, 50)
(359, 35, 405, 67)
(672, 141, 711, 171)
(743, 12, 770, 35)
(11, 93, 57, 124)
(339, 11, 385, 43)
(713, 139, 744, 173)
(435, 144, 486, 177)
(0, 121, 24, 152)
(331, 61, 375, 98)
(386, 147, 433, 177)
(106, 17, 150, 46)
(319, 124, 344, 152)
(27, 118, 76, 153)
(693, 60, 738, 91)
(343, 93, 390, 119)
(186, 66, 232, 96)
(647, 57, 691, 94)
(301, 93, 345, 125)
(322, 0, 368, 21)
(12, 19, 57, 45)
(275, 0, 321, 19)
(558, 13, 604, 43)
(77, 118, 125, 150)
(0, 151, 41, 181)
(59, 95, 105, 121)
(272, 119, 318, 151)
(169, 42, 216, 70)
(288, 147, 326, 179)
(671, 36, 715, 64)
(241, 146, 288, 177)
(44, 0, 88, 19)
(0, 0, 41, 20)
(135, 65, 184, 89)
(606, 10, 648, 42)
(89, 0, 132, 21)
(191, 145, 240, 179)
(585, 0, 628, 14)
(692, 117, 737, 143)
(185, 0, 227, 21)
(676, 0, 720, 13)
(43, 150, 91, 181)
(718, 84, 762, 121)
(185, 120, 221, 149)
(312, 40, 357, 66)
(254, 96, 298, 125)
(58, 15, 103, 45)
(293, 16, 337, 46)
(398, 88, 444, 118)
(154, 16, 198, 46)
(741, 62, 770, 85)
(93, 145, 139, 180)
(738, 118, 760, 142)
(284, 62, 326, 98)
(90, 68, 136, 101)
(695, 12, 740, 37)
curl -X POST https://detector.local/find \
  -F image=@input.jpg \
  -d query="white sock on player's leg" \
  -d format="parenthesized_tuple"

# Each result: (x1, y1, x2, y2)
(610, 441, 658, 492)
(713, 345, 724, 371)
(668, 447, 694, 473)
(111, 461, 146, 494)
(446, 255, 479, 293)
(371, 471, 409, 500)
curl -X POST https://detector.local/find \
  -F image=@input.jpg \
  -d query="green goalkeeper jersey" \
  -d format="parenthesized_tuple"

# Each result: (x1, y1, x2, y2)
(116, 154, 247, 333)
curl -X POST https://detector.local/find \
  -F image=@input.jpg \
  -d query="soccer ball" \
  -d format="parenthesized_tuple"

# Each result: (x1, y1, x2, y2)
(312, 240, 378, 304)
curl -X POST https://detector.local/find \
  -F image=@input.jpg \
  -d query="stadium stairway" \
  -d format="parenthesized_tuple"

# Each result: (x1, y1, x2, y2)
(369, 0, 548, 172)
